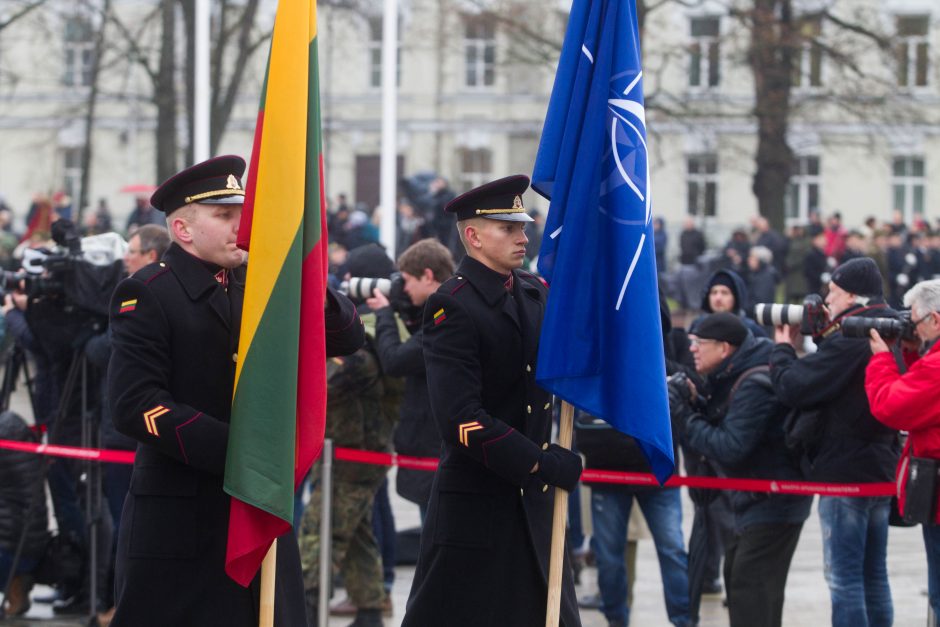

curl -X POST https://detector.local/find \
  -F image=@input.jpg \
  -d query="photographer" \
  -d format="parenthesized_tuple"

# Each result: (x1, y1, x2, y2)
(770, 257, 900, 627)
(365, 238, 454, 518)
(865, 278, 940, 619)
(678, 313, 811, 627)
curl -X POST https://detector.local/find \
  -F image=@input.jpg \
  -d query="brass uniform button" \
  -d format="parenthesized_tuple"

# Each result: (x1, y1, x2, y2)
(543, 403, 551, 410)
(526, 365, 532, 373)
(527, 405, 532, 414)
(542, 443, 549, 450)
(232, 353, 238, 362)
(542, 484, 549, 492)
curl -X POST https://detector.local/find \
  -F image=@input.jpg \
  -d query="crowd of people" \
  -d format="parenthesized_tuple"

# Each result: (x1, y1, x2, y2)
(0, 163, 938, 627)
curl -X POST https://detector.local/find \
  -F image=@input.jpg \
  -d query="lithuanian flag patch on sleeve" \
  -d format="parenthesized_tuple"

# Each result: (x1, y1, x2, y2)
(433, 308, 446, 326)
(119, 299, 138, 314)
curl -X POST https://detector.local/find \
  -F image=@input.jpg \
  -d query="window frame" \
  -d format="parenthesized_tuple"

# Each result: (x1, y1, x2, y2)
(785, 156, 821, 227)
(686, 153, 718, 218)
(892, 155, 926, 223)
(688, 16, 721, 90)
(457, 147, 493, 192)
(63, 14, 95, 88)
(895, 14, 930, 89)
(463, 14, 496, 89)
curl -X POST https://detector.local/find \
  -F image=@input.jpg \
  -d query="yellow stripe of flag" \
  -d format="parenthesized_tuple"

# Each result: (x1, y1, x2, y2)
(234, 0, 317, 392)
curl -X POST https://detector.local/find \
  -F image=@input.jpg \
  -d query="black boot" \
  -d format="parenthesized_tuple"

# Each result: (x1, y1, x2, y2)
(348, 608, 383, 627)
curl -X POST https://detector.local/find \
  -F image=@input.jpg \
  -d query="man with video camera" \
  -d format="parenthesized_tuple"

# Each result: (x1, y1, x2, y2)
(770, 257, 900, 627)
(865, 278, 940, 620)
(365, 238, 454, 518)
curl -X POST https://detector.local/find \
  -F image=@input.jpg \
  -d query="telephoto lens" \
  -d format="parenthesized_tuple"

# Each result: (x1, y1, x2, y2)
(754, 303, 804, 327)
(840, 315, 915, 341)
(342, 276, 392, 300)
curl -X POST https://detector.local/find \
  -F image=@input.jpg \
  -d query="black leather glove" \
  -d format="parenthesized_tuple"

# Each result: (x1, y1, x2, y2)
(536, 444, 583, 492)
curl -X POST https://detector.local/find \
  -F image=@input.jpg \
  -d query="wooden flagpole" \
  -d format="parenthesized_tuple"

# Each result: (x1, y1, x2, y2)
(545, 400, 575, 627)
(258, 542, 277, 627)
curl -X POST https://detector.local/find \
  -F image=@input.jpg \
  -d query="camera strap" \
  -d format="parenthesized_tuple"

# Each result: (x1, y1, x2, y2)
(819, 303, 890, 339)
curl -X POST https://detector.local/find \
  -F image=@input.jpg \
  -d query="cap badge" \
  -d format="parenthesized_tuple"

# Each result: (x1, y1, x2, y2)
(512, 195, 523, 210)
(226, 174, 241, 190)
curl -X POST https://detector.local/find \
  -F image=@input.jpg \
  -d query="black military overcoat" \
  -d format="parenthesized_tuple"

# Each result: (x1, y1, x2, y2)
(402, 255, 580, 627)
(108, 243, 362, 627)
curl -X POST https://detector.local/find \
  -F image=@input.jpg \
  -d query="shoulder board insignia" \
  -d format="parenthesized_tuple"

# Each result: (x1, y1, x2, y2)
(433, 308, 447, 326)
(458, 420, 483, 447)
(119, 299, 138, 314)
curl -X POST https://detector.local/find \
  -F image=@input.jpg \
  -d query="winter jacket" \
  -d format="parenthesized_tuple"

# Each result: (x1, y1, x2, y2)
(746, 263, 779, 307)
(684, 335, 812, 531)
(0, 411, 49, 559)
(693, 269, 767, 338)
(679, 228, 706, 266)
(373, 306, 440, 507)
(770, 304, 900, 483)
(866, 340, 940, 524)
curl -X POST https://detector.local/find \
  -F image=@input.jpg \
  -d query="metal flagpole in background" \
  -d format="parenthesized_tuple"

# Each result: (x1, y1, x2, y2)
(319, 439, 334, 626)
(378, 0, 398, 256)
(193, 0, 211, 163)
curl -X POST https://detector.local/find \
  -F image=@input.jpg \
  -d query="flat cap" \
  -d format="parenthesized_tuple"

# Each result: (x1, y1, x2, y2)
(693, 312, 748, 347)
(444, 174, 534, 222)
(151, 155, 246, 215)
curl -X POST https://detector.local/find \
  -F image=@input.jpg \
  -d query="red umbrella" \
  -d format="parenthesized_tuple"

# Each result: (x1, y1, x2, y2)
(119, 183, 157, 194)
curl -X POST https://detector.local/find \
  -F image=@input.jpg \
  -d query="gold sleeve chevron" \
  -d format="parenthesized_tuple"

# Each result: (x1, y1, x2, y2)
(458, 420, 483, 447)
(143, 405, 170, 437)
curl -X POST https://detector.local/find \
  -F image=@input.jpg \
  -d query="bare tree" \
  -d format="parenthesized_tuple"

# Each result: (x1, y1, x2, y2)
(109, 0, 271, 181)
(0, 0, 49, 34)
(77, 0, 114, 225)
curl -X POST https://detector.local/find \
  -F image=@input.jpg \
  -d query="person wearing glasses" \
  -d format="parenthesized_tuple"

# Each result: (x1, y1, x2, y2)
(770, 257, 900, 627)
(123, 225, 170, 276)
(866, 278, 940, 621)
(678, 313, 811, 627)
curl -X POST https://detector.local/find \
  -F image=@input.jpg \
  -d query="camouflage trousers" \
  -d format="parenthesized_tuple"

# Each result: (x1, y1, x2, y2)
(298, 460, 388, 610)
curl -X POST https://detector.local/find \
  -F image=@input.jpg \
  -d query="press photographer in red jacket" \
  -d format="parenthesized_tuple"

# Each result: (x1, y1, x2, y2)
(865, 277, 940, 620)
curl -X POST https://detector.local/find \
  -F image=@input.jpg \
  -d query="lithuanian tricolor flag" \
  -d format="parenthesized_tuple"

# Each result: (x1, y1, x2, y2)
(223, 0, 328, 587)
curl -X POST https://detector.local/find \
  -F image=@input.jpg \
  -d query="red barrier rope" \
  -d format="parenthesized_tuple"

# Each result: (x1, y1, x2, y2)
(0, 439, 895, 497)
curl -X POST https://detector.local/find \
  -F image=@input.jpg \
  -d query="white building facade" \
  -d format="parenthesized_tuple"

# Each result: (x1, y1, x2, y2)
(0, 0, 938, 240)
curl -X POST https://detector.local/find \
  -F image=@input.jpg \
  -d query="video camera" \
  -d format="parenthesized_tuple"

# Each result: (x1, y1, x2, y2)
(841, 310, 915, 341)
(753, 294, 830, 336)
(11, 220, 125, 347)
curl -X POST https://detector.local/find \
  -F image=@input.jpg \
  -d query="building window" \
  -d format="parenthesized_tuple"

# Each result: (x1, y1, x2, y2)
(892, 156, 925, 223)
(62, 147, 83, 203)
(458, 148, 492, 192)
(794, 17, 823, 89)
(686, 154, 717, 217)
(64, 15, 94, 87)
(689, 17, 720, 88)
(464, 15, 495, 88)
(367, 16, 400, 89)
(785, 156, 820, 226)
(896, 15, 929, 88)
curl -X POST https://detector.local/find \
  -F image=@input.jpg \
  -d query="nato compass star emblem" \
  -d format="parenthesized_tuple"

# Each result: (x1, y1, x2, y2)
(605, 68, 650, 310)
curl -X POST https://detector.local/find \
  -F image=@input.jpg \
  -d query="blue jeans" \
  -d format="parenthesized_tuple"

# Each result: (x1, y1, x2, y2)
(924, 524, 940, 619)
(818, 496, 893, 627)
(591, 486, 691, 626)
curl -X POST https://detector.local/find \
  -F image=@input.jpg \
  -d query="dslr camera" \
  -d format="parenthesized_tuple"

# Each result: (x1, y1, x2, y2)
(841, 310, 915, 341)
(753, 294, 830, 336)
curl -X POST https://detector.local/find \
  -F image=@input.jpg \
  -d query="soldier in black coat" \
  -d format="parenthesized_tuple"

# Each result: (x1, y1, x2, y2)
(107, 156, 364, 627)
(402, 175, 582, 627)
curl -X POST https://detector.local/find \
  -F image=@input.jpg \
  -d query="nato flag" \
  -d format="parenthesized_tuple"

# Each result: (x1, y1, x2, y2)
(532, 0, 674, 483)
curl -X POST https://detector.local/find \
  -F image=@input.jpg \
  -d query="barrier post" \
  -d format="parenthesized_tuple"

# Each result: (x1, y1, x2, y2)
(319, 439, 333, 626)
